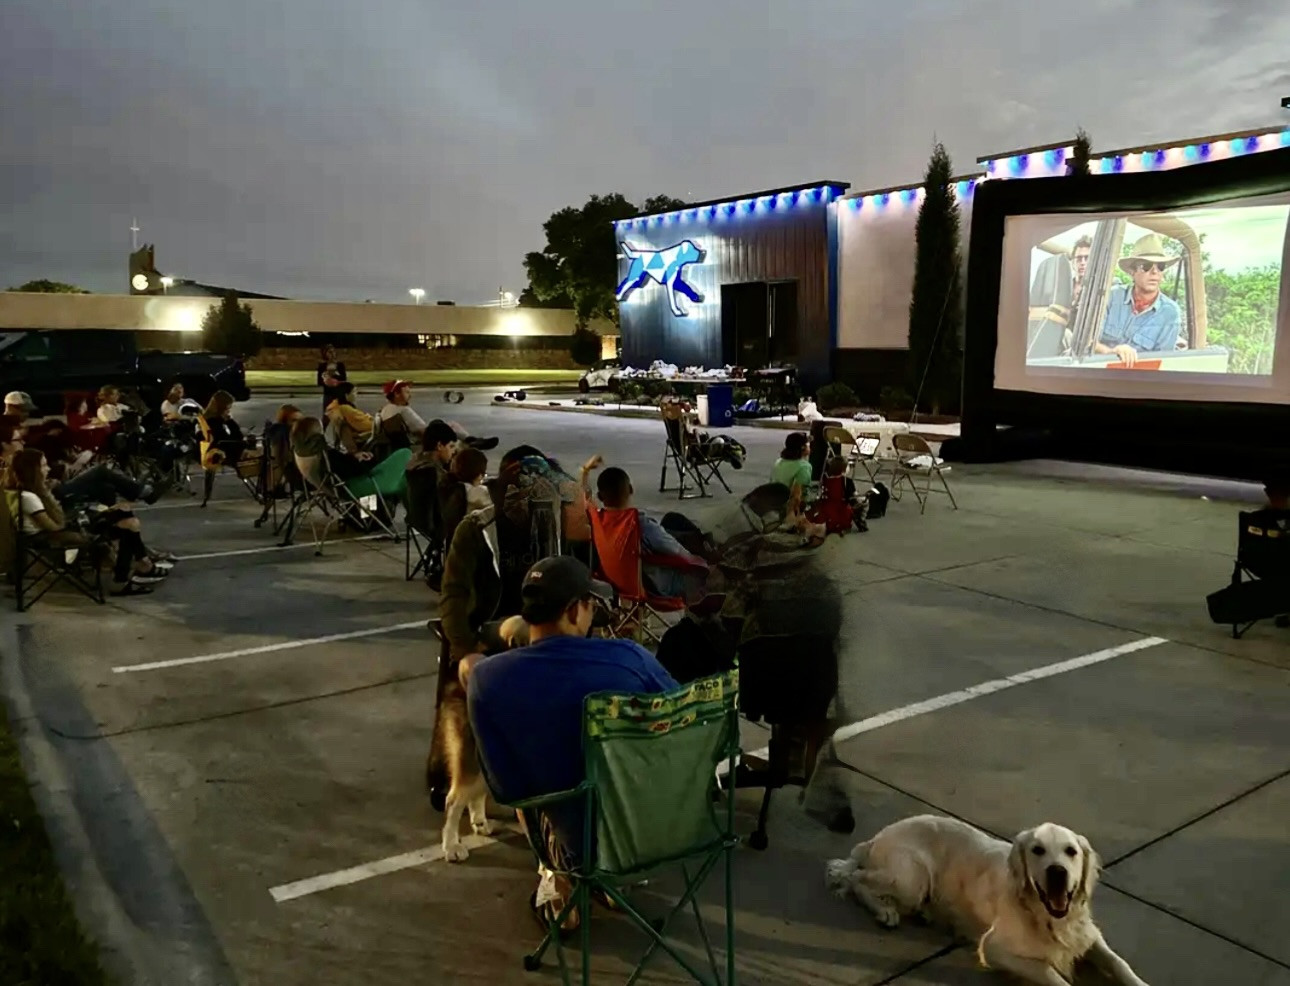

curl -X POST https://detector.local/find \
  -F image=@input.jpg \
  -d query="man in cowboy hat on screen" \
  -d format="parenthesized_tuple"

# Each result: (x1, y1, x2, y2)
(1095, 233, 1182, 367)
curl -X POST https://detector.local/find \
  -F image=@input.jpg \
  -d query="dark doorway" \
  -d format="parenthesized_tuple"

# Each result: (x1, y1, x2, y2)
(720, 280, 798, 368)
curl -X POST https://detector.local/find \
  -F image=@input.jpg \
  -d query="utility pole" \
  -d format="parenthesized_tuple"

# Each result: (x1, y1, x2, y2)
(130, 218, 140, 251)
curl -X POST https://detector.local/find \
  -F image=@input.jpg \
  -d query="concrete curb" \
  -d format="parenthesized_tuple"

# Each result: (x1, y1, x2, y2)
(0, 618, 236, 986)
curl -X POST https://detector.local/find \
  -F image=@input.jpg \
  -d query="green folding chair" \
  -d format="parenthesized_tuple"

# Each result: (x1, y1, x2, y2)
(505, 670, 741, 986)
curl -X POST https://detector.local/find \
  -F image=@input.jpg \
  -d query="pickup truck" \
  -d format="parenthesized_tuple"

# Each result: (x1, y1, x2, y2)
(0, 329, 251, 416)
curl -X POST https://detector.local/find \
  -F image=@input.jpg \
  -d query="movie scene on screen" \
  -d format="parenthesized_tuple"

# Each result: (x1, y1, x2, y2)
(1019, 198, 1288, 377)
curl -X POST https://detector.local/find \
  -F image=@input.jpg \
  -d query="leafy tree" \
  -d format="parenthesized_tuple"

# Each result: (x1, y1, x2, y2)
(522, 193, 687, 328)
(1068, 128, 1092, 176)
(907, 142, 964, 415)
(569, 327, 602, 366)
(6, 279, 90, 293)
(201, 293, 263, 357)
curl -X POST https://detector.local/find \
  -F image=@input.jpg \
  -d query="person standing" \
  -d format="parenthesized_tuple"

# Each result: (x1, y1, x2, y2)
(316, 345, 347, 416)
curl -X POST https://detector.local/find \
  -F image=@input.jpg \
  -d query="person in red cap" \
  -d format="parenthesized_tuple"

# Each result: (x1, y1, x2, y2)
(378, 379, 427, 444)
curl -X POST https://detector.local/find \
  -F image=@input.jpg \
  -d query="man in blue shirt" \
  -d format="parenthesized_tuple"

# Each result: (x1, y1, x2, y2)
(1096, 233, 1182, 367)
(463, 555, 679, 928)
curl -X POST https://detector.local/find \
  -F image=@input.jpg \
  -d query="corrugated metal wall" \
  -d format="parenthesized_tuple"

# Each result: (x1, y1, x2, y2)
(616, 192, 837, 382)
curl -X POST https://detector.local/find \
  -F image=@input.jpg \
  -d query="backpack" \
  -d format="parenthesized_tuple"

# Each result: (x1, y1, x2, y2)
(865, 482, 890, 519)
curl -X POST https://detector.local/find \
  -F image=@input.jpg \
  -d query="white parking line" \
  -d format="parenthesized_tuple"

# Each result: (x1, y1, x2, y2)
(270, 635, 1168, 903)
(734, 635, 1168, 766)
(111, 620, 427, 674)
(270, 826, 521, 903)
(177, 534, 384, 561)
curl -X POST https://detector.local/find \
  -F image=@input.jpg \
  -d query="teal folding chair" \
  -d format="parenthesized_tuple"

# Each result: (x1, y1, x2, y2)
(502, 670, 741, 986)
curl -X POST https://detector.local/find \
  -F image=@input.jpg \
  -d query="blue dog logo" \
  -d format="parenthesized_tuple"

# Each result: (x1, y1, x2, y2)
(616, 240, 706, 317)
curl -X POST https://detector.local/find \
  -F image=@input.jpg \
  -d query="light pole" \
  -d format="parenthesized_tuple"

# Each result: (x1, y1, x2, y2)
(499, 288, 516, 308)
(160, 276, 174, 294)
(409, 288, 425, 305)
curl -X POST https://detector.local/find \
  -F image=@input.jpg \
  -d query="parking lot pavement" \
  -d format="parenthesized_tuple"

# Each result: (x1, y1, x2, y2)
(3, 393, 1289, 985)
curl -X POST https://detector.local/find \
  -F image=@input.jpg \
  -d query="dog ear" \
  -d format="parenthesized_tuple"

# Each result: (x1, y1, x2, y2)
(1076, 834, 1101, 902)
(1008, 831, 1032, 899)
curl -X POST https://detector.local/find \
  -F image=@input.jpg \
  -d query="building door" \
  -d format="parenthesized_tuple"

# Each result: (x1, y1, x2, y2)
(720, 282, 768, 367)
(720, 280, 798, 368)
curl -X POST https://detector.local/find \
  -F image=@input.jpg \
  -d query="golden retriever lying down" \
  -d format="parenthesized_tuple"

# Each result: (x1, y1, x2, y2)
(825, 815, 1150, 986)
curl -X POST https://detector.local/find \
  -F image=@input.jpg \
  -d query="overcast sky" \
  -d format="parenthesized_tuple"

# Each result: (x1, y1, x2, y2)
(3, 0, 1288, 303)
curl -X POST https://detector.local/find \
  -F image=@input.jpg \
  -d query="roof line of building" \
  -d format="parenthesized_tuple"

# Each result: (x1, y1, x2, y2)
(623, 180, 850, 223)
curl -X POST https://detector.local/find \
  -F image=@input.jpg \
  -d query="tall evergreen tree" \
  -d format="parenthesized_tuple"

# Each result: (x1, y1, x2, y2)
(907, 141, 964, 415)
(1068, 127, 1093, 176)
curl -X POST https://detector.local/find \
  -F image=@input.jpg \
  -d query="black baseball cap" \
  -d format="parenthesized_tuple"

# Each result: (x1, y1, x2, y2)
(520, 556, 614, 624)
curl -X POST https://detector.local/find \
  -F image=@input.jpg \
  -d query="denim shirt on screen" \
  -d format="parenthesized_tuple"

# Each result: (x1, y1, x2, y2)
(1098, 284, 1181, 354)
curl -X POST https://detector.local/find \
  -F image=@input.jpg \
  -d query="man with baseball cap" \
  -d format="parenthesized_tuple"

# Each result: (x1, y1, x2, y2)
(462, 556, 678, 925)
(4, 392, 35, 421)
(1095, 233, 1183, 367)
(378, 379, 428, 443)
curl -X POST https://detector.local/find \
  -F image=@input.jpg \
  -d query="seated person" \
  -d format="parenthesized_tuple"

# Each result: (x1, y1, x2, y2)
(160, 382, 200, 420)
(439, 446, 488, 553)
(324, 382, 374, 449)
(407, 418, 460, 478)
(203, 390, 255, 464)
(585, 459, 712, 603)
(772, 432, 826, 545)
(3, 448, 170, 596)
(3, 391, 37, 423)
(461, 556, 679, 928)
(291, 415, 375, 482)
(378, 380, 428, 444)
(95, 385, 133, 426)
(808, 456, 868, 534)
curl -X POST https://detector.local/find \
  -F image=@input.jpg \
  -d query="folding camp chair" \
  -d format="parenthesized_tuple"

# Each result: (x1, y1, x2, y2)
(824, 427, 880, 484)
(885, 433, 958, 514)
(291, 449, 398, 554)
(487, 671, 740, 985)
(1209, 508, 1290, 638)
(253, 421, 303, 538)
(197, 414, 262, 507)
(659, 403, 731, 500)
(3, 495, 105, 611)
(404, 465, 441, 583)
(588, 506, 702, 644)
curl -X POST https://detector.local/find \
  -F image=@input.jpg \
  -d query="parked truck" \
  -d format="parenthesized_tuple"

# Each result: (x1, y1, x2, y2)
(0, 328, 251, 416)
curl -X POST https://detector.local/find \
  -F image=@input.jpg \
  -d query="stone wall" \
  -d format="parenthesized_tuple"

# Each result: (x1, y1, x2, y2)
(244, 347, 582, 371)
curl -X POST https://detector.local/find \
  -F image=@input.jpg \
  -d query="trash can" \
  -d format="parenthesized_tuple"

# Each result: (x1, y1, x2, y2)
(695, 393, 710, 426)
(704, 383, 734, 429)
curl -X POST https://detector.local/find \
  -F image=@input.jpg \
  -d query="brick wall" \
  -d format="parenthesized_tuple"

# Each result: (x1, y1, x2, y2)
(245, 347, 581, 371)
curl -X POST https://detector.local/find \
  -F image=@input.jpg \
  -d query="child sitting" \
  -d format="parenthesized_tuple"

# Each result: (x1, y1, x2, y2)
(808, 456, 869, 534)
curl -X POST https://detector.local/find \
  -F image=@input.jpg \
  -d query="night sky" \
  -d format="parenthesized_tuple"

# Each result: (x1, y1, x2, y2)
(3, 0, 1287, 302)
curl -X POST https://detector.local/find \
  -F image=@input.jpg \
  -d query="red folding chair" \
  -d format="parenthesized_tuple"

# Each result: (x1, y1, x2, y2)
(588, 506, 705, 643)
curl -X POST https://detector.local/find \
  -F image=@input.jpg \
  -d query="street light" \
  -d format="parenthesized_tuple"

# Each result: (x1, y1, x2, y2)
(499, 289, 516, 308)
(160, 276, 174, 294)
(409, 288, 425, 305)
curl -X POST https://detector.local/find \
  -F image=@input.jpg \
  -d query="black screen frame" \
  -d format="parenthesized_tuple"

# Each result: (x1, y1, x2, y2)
(957, 144, 1290, 481)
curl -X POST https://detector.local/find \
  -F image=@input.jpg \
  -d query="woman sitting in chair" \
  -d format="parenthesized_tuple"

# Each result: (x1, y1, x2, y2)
(324, 382, 375, 451)
(291, 415, 411, 492)
(3, 448, 170, 596)
(771, 432, 826, 546)
(203, 390, 254, 466)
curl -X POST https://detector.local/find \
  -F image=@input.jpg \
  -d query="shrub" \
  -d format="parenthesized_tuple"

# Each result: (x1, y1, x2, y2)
(569, 328, 601, 367)
(879, 385, 913, 410)
(816, 381, 859, 411)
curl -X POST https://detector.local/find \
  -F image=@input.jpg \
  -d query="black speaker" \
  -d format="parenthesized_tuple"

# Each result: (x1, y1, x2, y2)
(1207, 578, 1290, 627)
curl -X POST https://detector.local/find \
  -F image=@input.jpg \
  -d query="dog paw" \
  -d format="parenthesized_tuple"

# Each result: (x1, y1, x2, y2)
(871, 903, 901, 929)
(472, 818, 495, 836)
(443, 843, 470, 863)
(824, 859, 854, 895)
